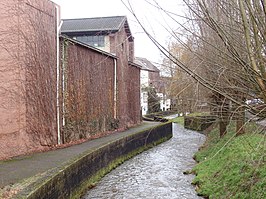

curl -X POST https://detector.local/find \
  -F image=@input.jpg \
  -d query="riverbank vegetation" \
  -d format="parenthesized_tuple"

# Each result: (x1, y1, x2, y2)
(125, 0, 266, 138)
(171, 116, 184, 125)
(171, 112, 209, 125)
(125, 0, 266, 195)
(192, 122, 266, 198)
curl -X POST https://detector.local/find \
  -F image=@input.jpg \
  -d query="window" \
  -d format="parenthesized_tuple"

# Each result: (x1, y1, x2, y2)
(75, 35, 105, 47)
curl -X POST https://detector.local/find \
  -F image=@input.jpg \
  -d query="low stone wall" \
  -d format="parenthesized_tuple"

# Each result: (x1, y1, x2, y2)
(18, 122, 172, 199)
(184, 116, 216, 132)
(142, 111, 177, 122)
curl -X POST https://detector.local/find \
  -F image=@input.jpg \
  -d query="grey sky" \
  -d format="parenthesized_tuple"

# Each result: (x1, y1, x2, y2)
(51, 0, 185, 63)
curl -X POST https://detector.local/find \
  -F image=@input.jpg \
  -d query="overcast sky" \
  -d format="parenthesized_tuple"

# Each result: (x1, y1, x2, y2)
(51, 0, 185, 63)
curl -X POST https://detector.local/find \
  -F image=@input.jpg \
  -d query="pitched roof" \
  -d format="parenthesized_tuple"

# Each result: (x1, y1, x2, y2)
(62, 16, 127, 32)
(129, 61, 142, 69)
(60, 35, 117, 59)
(135, 57, 160, 72)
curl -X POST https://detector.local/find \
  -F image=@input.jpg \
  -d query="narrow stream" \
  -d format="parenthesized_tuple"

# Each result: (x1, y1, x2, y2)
(82, 123, 205, 199)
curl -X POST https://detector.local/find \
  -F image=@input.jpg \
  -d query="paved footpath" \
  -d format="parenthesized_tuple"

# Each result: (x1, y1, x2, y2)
(0, 121, 160, 188)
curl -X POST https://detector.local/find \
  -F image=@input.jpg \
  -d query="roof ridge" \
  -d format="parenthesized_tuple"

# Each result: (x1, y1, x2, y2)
(135, 57, 160, 72)
(62, 16, 126, 21)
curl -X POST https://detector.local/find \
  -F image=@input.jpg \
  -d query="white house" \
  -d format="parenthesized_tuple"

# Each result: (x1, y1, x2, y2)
(135, 57, 170, 115)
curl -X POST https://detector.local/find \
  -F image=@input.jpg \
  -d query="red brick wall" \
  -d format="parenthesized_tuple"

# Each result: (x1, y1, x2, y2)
(0, 3, 141, 159)
(0, 0, 24, 159)
(0, 0, 58, 160)
(24, 0, 58, 146)
(60, 38, 116, 142)
(149, 71, 161, 91)
(127, 65, 141, 124)
(109, 26, 141, 128)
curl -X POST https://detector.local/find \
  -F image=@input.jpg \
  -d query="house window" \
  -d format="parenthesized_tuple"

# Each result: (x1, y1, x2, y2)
(75, 35, 105, 47)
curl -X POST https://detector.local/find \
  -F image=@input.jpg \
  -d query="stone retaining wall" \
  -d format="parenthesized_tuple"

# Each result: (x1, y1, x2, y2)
(18, 122, 172, 199)
(184, 116, 216, 132)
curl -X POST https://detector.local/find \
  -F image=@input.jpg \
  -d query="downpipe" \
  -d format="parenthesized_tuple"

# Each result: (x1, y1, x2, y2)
(114, 59, 117, 119)
(56, 5, 63, 145)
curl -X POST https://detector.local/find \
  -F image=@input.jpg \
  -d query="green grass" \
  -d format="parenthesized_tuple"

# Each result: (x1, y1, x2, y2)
(192, 121, 266, 199)
(188, 112, 210, 117)
(171, 112, 210, 126)
(171, 116, 184, 125)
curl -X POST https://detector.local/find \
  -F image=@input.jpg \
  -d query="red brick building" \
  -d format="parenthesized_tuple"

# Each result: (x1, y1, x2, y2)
(0, 0, 59, 160)
(0, 4, 141, 160)
(59, 36, 117, 143)
(61, 16, 141, 129)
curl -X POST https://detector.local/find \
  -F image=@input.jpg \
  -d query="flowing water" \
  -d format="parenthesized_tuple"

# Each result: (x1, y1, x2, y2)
(82, 123, 205, 199)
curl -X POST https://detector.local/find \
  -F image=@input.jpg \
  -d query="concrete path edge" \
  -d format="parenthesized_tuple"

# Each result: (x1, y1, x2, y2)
(15, 122, 172, 199)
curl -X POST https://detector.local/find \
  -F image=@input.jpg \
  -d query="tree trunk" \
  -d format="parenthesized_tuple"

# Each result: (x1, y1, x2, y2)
(236, 106, 245, 135)
(215, 94, 230, 138)
(219, 120, 228, 137)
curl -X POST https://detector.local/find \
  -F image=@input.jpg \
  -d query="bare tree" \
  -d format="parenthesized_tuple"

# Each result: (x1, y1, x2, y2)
(122, 0, 266, 136)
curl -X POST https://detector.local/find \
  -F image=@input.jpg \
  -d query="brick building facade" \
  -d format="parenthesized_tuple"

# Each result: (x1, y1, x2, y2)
(59, 37, 117, 143)
(61, 16, 141, 129)
(0, 2, 141, 160)
(0, 0, 58, 160)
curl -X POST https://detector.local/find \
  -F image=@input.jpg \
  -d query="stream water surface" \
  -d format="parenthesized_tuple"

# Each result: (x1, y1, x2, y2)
(82, 123, 205, 199)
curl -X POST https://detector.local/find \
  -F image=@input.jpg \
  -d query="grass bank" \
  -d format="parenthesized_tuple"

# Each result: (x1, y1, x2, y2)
(171, 112, 210, 126)
(171, 116, 184, 125)
(192, 121, 266, 199)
